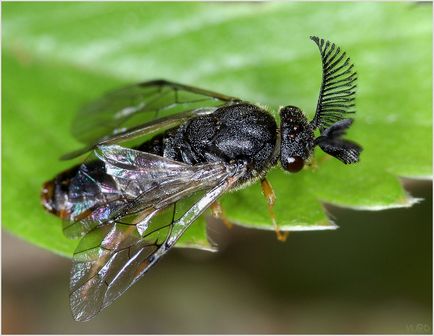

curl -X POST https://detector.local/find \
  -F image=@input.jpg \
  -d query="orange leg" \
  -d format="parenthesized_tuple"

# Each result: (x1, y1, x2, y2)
(211, 201, 233, 229)
(261, 178, 289, 242)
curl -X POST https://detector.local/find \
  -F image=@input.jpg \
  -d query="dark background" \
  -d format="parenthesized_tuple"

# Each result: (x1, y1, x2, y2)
(2, 179, 432, 334)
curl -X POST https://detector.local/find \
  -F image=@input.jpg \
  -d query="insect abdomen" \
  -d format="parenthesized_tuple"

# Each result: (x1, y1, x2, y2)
(41, 165, 80, 218)
(41, 160, 115, 221)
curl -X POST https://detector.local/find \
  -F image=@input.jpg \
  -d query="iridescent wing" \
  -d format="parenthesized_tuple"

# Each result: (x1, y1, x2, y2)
(62, 80, 241, 160)
(61, 149, 139, 239)
(309, 36, 357, 131)
(68, 145, 246, 321)
(62, 145, 234, 239)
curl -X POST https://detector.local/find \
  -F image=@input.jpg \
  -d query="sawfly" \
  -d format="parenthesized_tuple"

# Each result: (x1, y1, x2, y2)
(41, 36, 362, 321)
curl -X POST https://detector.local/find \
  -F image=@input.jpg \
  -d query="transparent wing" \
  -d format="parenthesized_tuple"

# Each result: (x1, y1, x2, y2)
(68, 148, 246, 321)
(61, 107, 218, 160)
(64, 80, 241, 160)
(309, 36, 357, 131)
(62, 145, 233, 239)
(62, 152, 126, 239)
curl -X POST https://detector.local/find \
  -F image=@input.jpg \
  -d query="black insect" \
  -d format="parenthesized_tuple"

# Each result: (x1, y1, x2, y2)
(41, 36, 362, 321)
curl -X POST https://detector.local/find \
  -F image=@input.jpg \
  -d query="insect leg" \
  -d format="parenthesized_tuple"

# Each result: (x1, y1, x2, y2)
(210, 201, 232, 229)
(260, 178, 288, 242)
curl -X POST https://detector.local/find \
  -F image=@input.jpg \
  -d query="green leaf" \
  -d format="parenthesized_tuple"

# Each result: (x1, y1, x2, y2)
(3, 2, 432, 258)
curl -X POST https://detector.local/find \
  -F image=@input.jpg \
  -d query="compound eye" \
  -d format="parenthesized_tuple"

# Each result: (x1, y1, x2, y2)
(286, 156, 304, 173)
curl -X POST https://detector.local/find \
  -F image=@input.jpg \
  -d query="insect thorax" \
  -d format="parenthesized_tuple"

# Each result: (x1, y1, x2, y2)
(137, 103, 279, 184)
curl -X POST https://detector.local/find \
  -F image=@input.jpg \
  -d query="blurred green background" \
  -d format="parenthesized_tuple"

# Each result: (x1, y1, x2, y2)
(2, 1, 432, 334)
